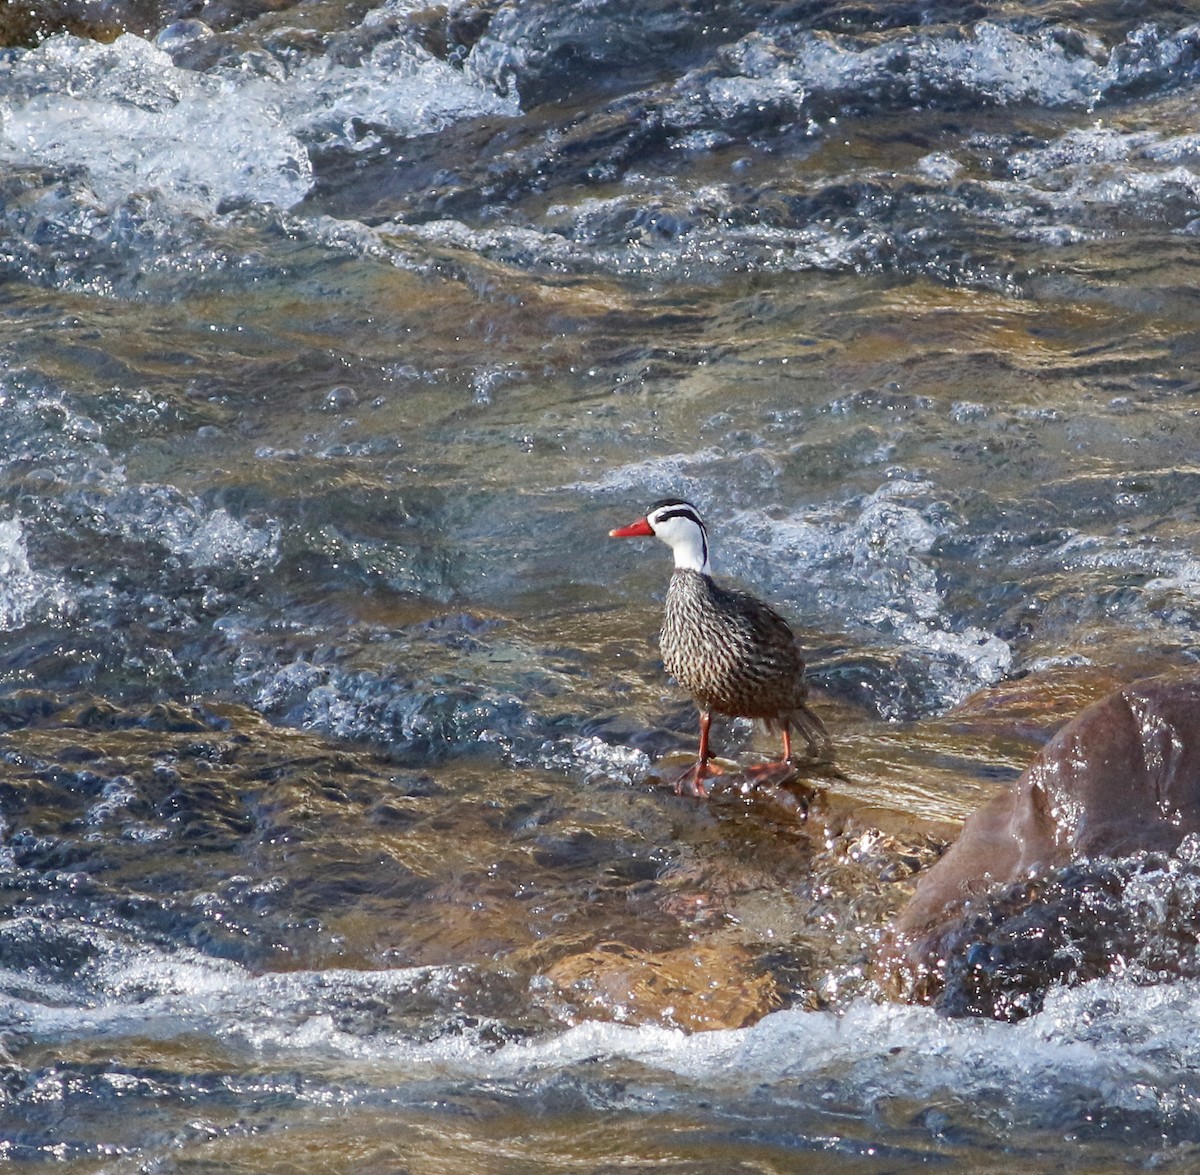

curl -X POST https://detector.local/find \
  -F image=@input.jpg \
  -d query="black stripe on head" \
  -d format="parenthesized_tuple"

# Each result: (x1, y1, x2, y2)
(648, 498, 702, 522)
(647, 499, 708, 567)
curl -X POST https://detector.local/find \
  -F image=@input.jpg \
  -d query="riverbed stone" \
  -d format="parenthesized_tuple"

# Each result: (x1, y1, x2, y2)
(542, 941, 779, 1031)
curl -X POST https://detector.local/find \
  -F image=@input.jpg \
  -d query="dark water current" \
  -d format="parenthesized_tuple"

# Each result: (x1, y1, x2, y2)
(3, 0, 1200, 1170)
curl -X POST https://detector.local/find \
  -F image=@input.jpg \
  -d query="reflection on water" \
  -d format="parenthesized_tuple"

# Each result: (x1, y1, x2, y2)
(2, 0, 1200, 1168)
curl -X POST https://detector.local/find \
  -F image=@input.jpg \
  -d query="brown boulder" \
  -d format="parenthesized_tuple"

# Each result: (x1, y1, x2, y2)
(883, 673, 1200, 1004)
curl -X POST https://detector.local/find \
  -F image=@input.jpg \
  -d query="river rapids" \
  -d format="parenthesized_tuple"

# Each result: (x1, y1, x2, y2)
(2, 0, 1200, 1170)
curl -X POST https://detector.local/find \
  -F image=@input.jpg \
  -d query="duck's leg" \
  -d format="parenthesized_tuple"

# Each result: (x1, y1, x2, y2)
(749, 707, 840, 786)
(745, 721, 798, 781)
(675, 709, 722, 797)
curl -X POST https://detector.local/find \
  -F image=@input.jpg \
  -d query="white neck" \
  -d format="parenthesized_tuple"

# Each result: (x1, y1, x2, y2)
(654, 516, 710, 574)
(671, 534, 710, 574)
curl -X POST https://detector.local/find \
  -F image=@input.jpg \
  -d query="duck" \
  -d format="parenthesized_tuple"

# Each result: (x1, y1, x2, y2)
(610, 498, 831, 796)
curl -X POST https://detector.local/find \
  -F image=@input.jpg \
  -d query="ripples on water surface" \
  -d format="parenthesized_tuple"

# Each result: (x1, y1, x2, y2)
(3, 0, 1200, 1169)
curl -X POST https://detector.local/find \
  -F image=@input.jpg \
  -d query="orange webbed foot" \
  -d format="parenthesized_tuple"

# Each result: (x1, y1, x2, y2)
(673, 760, 724, 798)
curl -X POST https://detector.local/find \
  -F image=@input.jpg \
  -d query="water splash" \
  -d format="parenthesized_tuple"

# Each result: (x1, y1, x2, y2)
(728, 481, 1013, 714)
(6, 907, 1200, 1151)
(249, 658, 594, 778)
(0, 519, 71, 632)
(0, 20, 518, 215)
(0, 34, 312, 215)
(278, 31, 519, 152)
(532, 734, 651, 787)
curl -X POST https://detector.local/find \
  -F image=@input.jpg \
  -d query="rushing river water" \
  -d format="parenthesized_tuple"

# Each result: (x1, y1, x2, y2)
(3, 0, 1200, 1169)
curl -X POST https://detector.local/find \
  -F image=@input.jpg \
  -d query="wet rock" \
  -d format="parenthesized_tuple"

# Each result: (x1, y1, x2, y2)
(0, 691, 60, 731)
(916, 859, 1134, 1021)
(883, 673, 1200, 1014)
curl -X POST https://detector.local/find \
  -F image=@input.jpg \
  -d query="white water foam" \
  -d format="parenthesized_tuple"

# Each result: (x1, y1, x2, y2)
(696, 20, 1200, 127)
(562, 448, 727, 501)
(276, 32, 518, 153)
(6, 917, 1200, 1137)
(725, 482, 1013, 711)
(245, 658, 650, 786)
(713, 21, 1105, 114)
(400, 203, 871, 279)
(0, 919, 462, 1055)
(0, 18, 517, 217)
(968, 122, 1200, 242)
(0, 519, 72, 631)
(75, 479, 282, 572)
(0, 34, 311, 214)
(1052, 529, 1200, 595)
(533, 734, 652, 787)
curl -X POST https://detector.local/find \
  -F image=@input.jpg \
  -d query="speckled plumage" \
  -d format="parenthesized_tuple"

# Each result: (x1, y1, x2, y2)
(661, 567, 811, 728)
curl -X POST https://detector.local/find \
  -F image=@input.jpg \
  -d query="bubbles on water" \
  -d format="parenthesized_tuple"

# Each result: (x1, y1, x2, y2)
(0, 14, 520, 297)
(471, 364, 525, 406)
(0, 913, 464, 1046)
(248, 659, 534, 758)
(984, 121, 1200, 235)
(0, 815, 15, 873)
(0, 34, 312, 215)
(703, 20, 1200, 123)
(402, 201, 870, 282)
(369, 18, 1200, 292)
(1144, 555, 1200, 602)
(84, 776, 137, 828)
(932, 122, 1200, 269)
(534, 735, 651, 787)
(1, 11, 1194, 299)
(565, 448, 740, 507)
(1046, 528, 1200, 636)
(249, 658, 326, 713)
(702, 21, 1096, 123)
(153, 19, 215, 58)
(0, 519, 71, 632)
(76, 481, 282, 571)
(920, 841, 1200, 1025)
(169, 505, 279, 570)
(0, 378, 283, 692)
(278, 33, 519, 152)
(242, 646, 652, 780)
(7, 918, 1200, 1163)
(0, 17, 520, 215)
(917, 152, 962, 182)
(728, 480, 1013, 715)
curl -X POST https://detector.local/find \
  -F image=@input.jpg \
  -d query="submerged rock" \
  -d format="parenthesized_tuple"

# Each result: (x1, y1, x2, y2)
(883, 673, 1200, 1017)
(542, 941, 780, 1031)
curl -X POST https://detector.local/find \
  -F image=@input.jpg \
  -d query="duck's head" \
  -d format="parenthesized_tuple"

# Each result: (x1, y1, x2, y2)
(609, 498, 710, 573)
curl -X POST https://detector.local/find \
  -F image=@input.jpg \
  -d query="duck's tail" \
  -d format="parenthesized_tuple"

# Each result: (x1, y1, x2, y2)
(789, 698, 834, 763)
